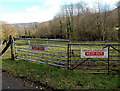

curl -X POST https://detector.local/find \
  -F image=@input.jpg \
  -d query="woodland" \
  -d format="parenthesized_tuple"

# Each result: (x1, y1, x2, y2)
(1, 1, 119, 41)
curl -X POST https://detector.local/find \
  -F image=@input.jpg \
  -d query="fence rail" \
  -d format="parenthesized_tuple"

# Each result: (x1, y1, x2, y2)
(14, 38, 120, 74)
(15, 38, 71, 42)
(14, 38, 69, 68)
(68, 43, 120, 74)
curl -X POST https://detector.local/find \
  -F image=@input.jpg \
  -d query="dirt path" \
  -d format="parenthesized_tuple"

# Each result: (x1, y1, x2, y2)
(2, 71, 43, 90)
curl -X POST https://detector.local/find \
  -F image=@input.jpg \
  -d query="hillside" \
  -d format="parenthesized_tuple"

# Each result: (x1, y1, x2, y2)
(12, 22, 39, 26)
(2, 3, 119, 41)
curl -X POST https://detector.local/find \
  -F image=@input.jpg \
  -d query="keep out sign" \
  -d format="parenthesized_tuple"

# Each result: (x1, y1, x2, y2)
(30, 44, 47, 51)
(81, 49, 108, 58)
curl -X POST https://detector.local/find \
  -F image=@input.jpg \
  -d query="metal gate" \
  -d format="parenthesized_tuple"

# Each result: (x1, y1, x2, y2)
(68, 44, 120, 74)
(14, 38, 70, 68)
(14, 38, 120, 74)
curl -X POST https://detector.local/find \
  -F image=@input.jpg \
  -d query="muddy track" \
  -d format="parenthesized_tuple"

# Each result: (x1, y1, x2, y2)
(2, 70, 56, 90)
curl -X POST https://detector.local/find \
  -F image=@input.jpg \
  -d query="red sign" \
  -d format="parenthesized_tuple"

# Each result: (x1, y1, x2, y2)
(85, 52, 104, 56)
(30, 44, 46, 51)
(81, 49, 108, 58)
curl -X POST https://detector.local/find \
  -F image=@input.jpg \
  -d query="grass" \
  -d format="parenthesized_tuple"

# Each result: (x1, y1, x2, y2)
(1, 40, 120, 89)
(2, 58, 120, 89)
(15, 39, 120, 72)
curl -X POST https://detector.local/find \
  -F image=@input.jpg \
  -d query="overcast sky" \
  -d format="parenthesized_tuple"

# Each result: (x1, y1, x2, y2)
(0, 0, 119, 24)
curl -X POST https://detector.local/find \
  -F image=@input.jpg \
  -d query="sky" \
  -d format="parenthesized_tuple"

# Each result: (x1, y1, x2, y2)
(0, 0, 119, 24)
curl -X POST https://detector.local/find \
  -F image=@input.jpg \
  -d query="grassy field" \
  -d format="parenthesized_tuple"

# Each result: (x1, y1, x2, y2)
(2, 58, 120, 89)
(15, 39, 120, 72)
(1, 40, 120, 89)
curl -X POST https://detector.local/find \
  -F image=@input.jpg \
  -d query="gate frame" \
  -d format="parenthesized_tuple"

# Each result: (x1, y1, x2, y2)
(67, 43, 120, 74)
(12, 37, 120, 74)
(14, 37, 70, 68)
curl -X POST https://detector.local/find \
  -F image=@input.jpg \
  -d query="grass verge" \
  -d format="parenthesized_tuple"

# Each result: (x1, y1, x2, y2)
(2, 58, 120, 90)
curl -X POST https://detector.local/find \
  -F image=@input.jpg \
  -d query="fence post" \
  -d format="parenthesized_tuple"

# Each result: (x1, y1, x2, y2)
(67, 44, 70, 70)
(107, 46, 110, 74)
(10, 35, 15, 60)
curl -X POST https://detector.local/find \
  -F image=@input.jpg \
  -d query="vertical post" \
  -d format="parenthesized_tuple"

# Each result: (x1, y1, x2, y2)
(45, 38, 48, 51)
(28, 40, 30, 45)
(70, 40, 71, 44)
(10, 35, 15, 60)
(107, 46, 110, 74)
(67, 44, 70, 70)
(14, 38, 16, 59)
(46, 38, 48, 45)
(28, 40, 31, 60)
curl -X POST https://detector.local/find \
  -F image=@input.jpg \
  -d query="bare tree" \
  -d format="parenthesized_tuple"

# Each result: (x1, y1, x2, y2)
(2, 22, 17, 40)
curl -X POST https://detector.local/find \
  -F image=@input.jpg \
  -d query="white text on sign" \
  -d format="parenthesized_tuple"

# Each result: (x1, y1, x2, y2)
(30, 44, 47, 51)
(81, 49, 108, 58)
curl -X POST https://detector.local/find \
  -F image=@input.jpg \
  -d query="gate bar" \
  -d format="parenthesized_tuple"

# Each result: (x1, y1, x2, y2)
(67, 44, 70, 70)
(108, 46, 110, 74)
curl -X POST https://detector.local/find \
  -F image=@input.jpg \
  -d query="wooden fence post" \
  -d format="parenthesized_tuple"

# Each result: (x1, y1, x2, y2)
(10, 35, 15, 60)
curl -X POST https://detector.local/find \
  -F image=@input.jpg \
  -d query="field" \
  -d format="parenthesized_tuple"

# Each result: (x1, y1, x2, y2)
(2, 58, 120, 89)
(1, 39, 120, 89)
(14, 39, 120, 73)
